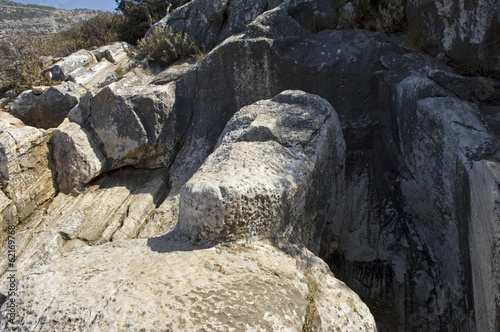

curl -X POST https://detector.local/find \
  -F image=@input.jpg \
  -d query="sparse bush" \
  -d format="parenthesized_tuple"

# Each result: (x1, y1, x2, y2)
(45, 12, 122, 53)
(340, 0, 407, 33)
(115, 0, 181, 44)
(137, 25, 199, 67)
(375, 0, 407, 32)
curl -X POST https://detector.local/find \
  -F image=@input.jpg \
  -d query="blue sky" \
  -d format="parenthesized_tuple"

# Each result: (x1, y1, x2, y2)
(13, 0, 118, 12)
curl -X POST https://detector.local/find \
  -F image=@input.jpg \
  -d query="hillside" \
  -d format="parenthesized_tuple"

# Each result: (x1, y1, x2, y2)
(0, 0, 100, 39)
(0, 0, 500, 331)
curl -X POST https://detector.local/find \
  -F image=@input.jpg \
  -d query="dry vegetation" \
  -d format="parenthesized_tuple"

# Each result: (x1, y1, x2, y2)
(354, 0, 407, 32)
(303, 277, 319, 332)
(0, 12, 121, 94)
(137, 26, 202, 67)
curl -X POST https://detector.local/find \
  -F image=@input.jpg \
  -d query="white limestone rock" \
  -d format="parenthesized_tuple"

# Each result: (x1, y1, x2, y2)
(52, 68, 188, 192)
(0, 167, 169, 295)
(52, 119, 106, 194)
(41, 49, 96, 81)
(0, 238, 377, 331)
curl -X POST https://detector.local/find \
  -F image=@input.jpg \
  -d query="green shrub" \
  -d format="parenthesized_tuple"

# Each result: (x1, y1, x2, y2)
(137, 25, 199, 67)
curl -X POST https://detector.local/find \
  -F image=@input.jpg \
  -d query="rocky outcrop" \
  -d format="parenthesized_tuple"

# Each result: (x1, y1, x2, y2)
(41, 49, 97, 82)
(10, 42, 136, 130)
(0, 167, 169, 285)
(52, 67, 188, 193)
(406, 0, 500, 73)
(150, 0, 281, 49)
(1, 0, 500, 331)
(0, 89, 374, 331)
(178, 90, 345, 249)
(0, 111, 56, 223)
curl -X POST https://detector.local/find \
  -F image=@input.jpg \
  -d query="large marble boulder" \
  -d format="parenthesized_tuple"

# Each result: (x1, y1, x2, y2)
(0, 238, 376, 331)
(10, 82, 86, 129)
(178, 90, 345, 251)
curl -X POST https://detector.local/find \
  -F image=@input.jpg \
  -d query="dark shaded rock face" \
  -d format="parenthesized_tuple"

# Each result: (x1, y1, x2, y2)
(1, 0, 500, 331)
(163, 6, 500, 330)
(406, 0, 500, 74)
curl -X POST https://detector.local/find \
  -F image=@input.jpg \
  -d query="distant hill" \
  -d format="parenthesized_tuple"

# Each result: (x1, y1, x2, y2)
(0, 0, 101, 39)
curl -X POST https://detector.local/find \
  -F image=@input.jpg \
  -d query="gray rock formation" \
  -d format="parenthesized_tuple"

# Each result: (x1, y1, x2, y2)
(10, 42, 136, 130)
(406, 0, 500, 73)
(178, 90, 345, 249)
(10, 82, 86, 129)
(52, 66, 189, 193)
(0, 111, 56, 223)
(428, 69, 499, 103)
(149, 0, 281, 49)
(1, 0, 500, 331)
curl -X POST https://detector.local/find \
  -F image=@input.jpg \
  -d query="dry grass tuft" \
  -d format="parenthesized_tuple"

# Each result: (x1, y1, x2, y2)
(303, 276, 319, 332)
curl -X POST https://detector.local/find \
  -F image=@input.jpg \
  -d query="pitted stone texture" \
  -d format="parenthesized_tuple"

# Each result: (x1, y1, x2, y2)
(178, 91, 345, 249)
(0, 239, 376, 331)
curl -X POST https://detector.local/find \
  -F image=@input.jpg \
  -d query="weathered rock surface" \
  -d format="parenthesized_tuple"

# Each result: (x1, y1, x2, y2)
(67, 42, 136, 89)
(10, 42, 136, 130)
(0, 111, 55, 223)
(150, 0, 281, 49)
(0, 238, 376, 331)
(406, 0, 500, 73)
(0, 167, 168, 287)
(52, 67, 188, 193)
(41, 49, 97, 82)
(178, 90, 345, 249)
(1, 0, 500, 331)
(469, 160, 500, 332)
(428, 69, 499, 103)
